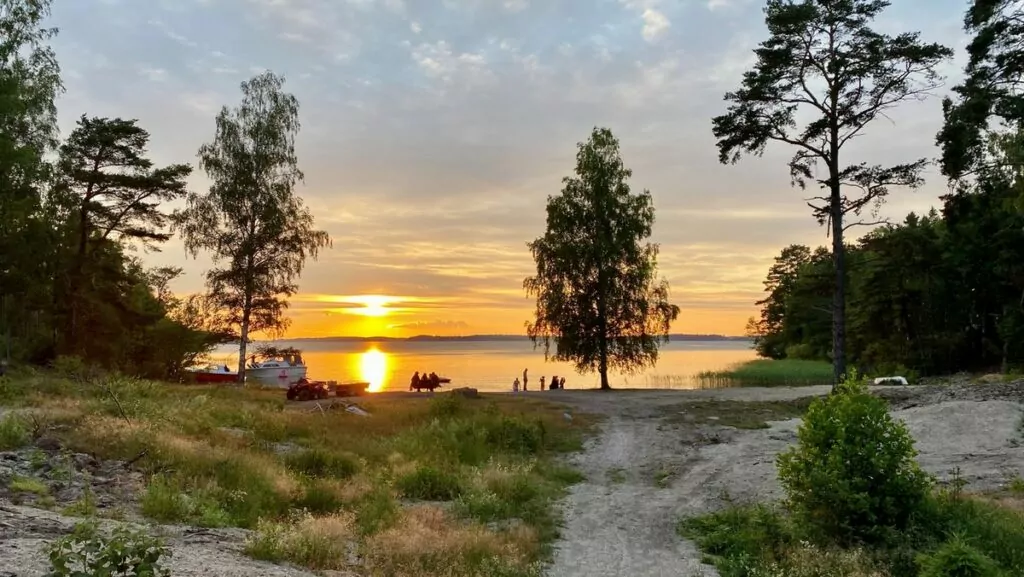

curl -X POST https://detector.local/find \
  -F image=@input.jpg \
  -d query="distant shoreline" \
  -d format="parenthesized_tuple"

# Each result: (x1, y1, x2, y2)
(255, 334, 752, 343)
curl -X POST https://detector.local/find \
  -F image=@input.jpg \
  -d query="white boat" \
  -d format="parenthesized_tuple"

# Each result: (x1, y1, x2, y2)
(245, 349, 308, 388)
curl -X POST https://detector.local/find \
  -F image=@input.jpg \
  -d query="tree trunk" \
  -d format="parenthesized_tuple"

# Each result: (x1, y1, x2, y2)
(830, 182, 846, 387)
(237, 307, 250, 386)
(599, 345, 610, 390)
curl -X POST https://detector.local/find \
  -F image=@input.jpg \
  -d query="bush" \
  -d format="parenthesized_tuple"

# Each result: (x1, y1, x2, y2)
(0, 413, 29, 450)
(396, 466, 465, 501)
(776, 371, 931, 543)
(284, 448, 358, 479)
(918, 537, 1003, 577)
(245, 512, 354, 570)
(483, 417, 545, 455)
(47, 521, 171, 577)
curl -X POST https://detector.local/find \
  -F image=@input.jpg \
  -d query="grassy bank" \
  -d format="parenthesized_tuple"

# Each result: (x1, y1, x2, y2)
(697, 359, 833, 387)
(680, 489, 1024, 576)
(0, 370, 593, 576)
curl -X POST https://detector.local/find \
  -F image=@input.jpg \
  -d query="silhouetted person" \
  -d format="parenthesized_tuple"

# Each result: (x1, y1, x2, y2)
(513, 377, 520, 393)
(551, 375, 558, 391)
(523, 368, 529, 391)
(410, 372, 421, 391)
(429, 372, 440, 387)
(539, 376, 546, 390)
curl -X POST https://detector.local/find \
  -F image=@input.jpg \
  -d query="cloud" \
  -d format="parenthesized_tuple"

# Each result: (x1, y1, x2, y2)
(47, 0, 966, 336)
(641, 8, 670, 41)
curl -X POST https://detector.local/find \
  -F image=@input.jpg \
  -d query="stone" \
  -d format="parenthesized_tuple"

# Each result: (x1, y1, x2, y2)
(451, 387, 479, 399)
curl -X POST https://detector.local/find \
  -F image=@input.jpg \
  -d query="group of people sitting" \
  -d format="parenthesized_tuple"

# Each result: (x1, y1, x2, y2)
(512, 374, 565, 392)
(409, 371, 442, 390)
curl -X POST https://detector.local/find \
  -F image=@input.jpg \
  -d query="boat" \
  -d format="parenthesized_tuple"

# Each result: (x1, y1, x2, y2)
(185, 364, 239, 384)
(245, 348, 308, 388)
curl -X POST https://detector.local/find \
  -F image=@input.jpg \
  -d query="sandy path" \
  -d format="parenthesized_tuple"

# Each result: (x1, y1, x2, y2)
(544, 383, 1024, 577)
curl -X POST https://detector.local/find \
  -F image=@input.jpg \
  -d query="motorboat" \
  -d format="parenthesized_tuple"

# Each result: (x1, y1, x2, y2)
(185, 364, 239, 384)
(245, 349, 308, 388)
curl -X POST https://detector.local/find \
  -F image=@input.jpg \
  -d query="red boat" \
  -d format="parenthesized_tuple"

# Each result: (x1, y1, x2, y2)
(185, 364, 239, 384)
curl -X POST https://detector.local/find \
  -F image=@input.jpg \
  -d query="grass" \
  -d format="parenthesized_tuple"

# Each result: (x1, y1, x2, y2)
(0, 412, 30, 449)
(9, 475, 49, 495)
(0, 371, 593, 575)
(697, 359, 834, 387)
(664, 398, 815, 430)
(680, 493, 1024, 577)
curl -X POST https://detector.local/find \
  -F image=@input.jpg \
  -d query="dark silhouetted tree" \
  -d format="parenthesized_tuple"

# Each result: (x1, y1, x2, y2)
(711, 0, 952, 384)
(524, 127, 680, 390)
(937, 0, 1024, 180)
(176, 71, 331, 383)
(54, 116, 191, 354)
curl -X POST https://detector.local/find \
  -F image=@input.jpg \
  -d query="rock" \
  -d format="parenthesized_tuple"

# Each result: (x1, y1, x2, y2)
(34, 436, 61, 451)
(451, 387, 479, 399)
(976, 373, 1005, 384)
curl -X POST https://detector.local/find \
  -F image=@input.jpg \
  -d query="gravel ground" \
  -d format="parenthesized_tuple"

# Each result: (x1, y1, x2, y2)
(543, 382, 1024, 577)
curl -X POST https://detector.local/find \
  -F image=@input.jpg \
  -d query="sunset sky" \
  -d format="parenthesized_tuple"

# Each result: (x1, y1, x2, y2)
(49, 0, 968, 338)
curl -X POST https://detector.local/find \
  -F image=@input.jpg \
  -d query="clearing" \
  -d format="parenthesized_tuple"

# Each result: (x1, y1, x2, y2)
(544, 381, 1024, 577)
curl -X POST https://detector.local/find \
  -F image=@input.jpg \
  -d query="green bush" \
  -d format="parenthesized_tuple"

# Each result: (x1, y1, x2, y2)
(678, 504, 793, 577)
(395, 465, 464, 501)
(484, 417, 545, 455)
(776, 371, 931, 543)
(47, 521, 171, 577)
(0, 413, 29, 450)
(918, 537, 1003, 577)
(284, 448, 358, 479)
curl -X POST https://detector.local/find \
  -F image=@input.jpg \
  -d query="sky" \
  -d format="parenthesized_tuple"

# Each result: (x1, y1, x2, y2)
(48, 0, 971, 338)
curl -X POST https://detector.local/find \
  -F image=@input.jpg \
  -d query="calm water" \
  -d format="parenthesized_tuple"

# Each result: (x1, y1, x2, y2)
(211, 339, 756, 393)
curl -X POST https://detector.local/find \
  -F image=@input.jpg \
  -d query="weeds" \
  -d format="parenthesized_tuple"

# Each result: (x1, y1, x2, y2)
(0, 375, 590, 575)
(47, 521, 171, 577)
(8, 475, 48, 495)
(0, 412, 29, 449)
(697, 359, 834, 387)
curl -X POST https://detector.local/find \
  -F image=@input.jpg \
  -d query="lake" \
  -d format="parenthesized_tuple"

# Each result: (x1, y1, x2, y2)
(210, 339, 756, 392)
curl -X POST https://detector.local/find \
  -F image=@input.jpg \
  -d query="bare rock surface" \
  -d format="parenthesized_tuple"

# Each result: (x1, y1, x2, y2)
(544, 382, 1024, 577)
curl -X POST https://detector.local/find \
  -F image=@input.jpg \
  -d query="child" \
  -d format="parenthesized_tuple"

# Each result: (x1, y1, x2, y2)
(512, 377, 520, 393)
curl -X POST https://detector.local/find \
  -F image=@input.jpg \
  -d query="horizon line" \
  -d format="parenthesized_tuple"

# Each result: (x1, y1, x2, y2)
(258, 332, 752, 341)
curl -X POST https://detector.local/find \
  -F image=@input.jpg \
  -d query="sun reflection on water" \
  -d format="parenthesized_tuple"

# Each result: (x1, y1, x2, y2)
(358, 348, 389, 392)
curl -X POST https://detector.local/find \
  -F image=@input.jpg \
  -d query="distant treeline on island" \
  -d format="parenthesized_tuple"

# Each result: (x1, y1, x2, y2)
(279, 334, 752, 343)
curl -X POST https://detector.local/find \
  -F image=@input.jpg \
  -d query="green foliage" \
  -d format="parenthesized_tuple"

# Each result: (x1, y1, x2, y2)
(284, 448, 358, 479)
(712, 0, 953, 381)
(46, 521, 171, 577)
(679, 504, 793, 577)
(777, 372, 931, 543)
(175, 71, 331, 377)
(918, 537, 1003, 577)
(754, 131, 1024, 375)
(395, 465, 465, 501)
(937, 0, 1024, 179)
(9, 475, 48, 494)
(0, 412, 29, 449)
(524, 127, 679, 389)
(140, 476, 231, 528)
(697, 359, 834, 387)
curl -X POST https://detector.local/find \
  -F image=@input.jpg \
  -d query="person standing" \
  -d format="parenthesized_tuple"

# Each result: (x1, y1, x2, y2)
(539, 376, 546, 390)
(523, 368, 529, 391)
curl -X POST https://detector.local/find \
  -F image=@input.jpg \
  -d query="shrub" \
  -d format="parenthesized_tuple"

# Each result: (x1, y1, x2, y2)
(0, 413, 29, 450)
(484, 417, 545, 455)
(429, 393, 466, 418)
(918, 537, 1003, 577)
(245, 512, 354, 570)
(284, 448, 358, 479)
(784, 343, 817, 360)
(9, 475, 49, 495)
(776, 371, 931, 543)
(47, 521, 171, 577)
(396, 466, 465, 501)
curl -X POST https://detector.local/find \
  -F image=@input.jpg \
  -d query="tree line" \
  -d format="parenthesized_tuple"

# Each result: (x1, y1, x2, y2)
(720, 0, 1024, 379)
(0, 0, 328, 380)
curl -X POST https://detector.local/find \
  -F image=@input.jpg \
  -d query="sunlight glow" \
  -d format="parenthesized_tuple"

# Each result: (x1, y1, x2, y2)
(359, 348, 389, 392)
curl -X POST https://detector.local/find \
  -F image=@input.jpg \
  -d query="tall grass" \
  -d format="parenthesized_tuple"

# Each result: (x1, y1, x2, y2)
(0, 373, 591, 575)
(697, 359, 834, 387)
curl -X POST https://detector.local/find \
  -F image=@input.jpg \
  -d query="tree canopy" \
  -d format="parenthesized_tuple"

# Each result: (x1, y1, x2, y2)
(525, 127, 679, 390)
(712, 0, 952, 383)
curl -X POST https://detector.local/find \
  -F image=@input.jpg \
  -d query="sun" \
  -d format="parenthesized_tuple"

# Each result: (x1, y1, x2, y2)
(359, 348, 389, 392)
(347, 295, 393, 317)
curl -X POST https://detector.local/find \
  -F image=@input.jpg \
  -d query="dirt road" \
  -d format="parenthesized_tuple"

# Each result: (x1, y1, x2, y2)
(542, 383, 1024, 577)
